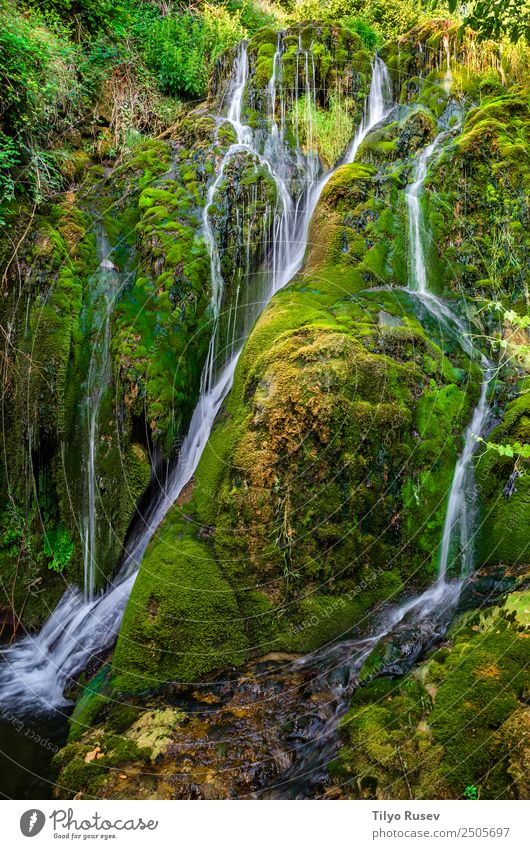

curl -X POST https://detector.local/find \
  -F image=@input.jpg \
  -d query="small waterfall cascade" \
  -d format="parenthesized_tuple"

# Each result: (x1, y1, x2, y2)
(406, 132, 445, 295)
(406, 129, 492, 587)
(346, 55, 393, 162)
(437, 372, 491, 585)
(0, 49, 395, 712)
(81, 230, 121, 601)
(263, 98, 497, 800)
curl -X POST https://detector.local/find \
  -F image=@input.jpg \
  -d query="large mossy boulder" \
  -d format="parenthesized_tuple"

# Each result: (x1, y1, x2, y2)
(112, 158, 483, 692)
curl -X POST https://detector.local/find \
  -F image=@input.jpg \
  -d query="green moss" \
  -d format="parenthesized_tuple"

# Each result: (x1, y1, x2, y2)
(114, 261, 479, 687)
(334, 593, 530, 799)
(427, 609, 529, 797)
(53, 732, 151, 797)
(112, 523, 248, 692)
(476, 393, 530, 567)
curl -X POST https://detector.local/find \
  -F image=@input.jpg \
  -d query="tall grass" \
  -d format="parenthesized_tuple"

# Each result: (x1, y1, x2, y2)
(294, 93, 355, 167)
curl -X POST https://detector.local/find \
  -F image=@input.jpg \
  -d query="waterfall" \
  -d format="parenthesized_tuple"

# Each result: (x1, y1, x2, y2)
(437, 373, 491, 585)
(346, 55, 393, 162)
(405, 133, 445, 294)
(406, 130, 492, 587)
(262, 85, 498, 802)
(83, 317, 110, 602)
(81, 232, 120, 601)
(443, 34, 453, 95)
(0, 48, 395, 713)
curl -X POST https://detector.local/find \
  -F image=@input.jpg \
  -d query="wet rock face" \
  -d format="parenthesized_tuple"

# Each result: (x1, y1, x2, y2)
(111, 276, 481, 690)
(0, 135, 214, 613)
(109, 16, 530, 691)
(0, 22, 374, 621)
(55, 584, 530, 800)
(56, 654, 342, 799)
(6, 14, 530, 801)
(381, 22, 530, 306)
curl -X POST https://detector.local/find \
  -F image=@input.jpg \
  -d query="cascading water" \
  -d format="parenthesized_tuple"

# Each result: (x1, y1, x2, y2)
(346, 55, 393, 162)
(443, 34, 453, 95)
(81, 231, 121, 601)
(0, 37, 499, 801)
(406, 128, 492, 589)
(0, 44, 394, 713)
(406, 133, 445, 296)
(262, 83, 496, 800)
(437, 373, 491, 585)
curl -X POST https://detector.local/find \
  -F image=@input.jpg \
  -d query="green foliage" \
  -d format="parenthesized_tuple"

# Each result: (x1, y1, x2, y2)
(342, 17, 381, 49)
(0, 0, 270, 210)
(0, 133, 19, 219)
(34, 1, 127, 35)
(444, 0, 530, 43)
(226, 0, 278, 32)
(476, 436, 530, 460)
(289, 0, 426, 39)
(0, 7, 80, 131)
(0, 503, 26, 557)
(43, 525, 74, 572)
(0, 2, 82, 209)
(129, 2, 246, 99)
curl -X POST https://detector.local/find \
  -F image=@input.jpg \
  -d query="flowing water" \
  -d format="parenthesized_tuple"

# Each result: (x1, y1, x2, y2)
(0, 44, 393, 716)
(0, 45, 495, 800)
(346, 56, 393, 162)
(405, 128, 492, 586)
(81, 231, 122, 601)
(443, 34, 453, 95)
(406, 132, 445, 295)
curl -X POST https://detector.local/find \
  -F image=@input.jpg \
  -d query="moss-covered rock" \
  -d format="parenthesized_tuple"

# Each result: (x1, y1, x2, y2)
(476, 391, 530, 567)
(333, 589, 530, 799)
(113, 173, 482, 686)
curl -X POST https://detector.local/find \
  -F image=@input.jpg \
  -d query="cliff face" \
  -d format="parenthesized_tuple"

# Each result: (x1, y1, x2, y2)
(112, 20, 530, 687)
(1, 17, 530, 800)
(0, 21, 372, 625)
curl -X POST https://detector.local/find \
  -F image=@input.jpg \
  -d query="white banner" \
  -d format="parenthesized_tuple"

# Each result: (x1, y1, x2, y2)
(2, 800, 529, 849)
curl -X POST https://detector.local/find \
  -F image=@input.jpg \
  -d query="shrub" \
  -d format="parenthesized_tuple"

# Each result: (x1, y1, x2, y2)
(130, 2, 246, 99)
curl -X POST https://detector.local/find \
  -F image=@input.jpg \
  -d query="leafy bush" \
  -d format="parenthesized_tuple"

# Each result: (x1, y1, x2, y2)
(439, 0, 530, 43)
(129, 2, 246, 98)
(26, 0, 127, 38)
(342, 17, 381, 49)
(44, 525, 75, 572)
(0, 2, 82, 203)
(0, 134, 20, 219)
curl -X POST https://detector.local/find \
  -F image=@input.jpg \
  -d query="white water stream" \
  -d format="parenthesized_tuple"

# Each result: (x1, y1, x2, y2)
(405, 130, 492, 589)
(81, 233, 121, 601)
(264, 85, 494, 798)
